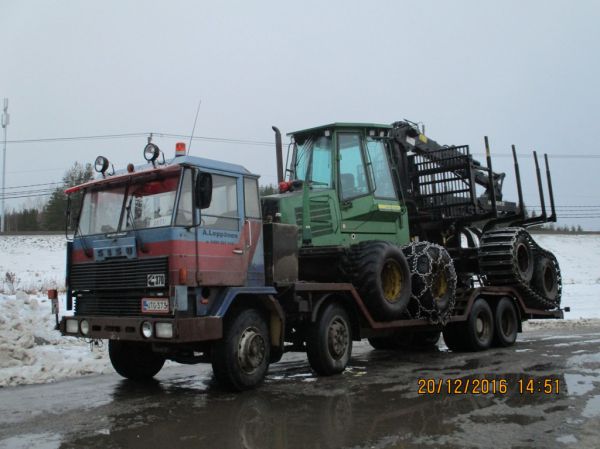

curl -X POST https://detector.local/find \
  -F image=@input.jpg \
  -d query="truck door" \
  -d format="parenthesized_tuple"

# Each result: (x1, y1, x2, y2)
(337, 132, 403, 239)
(197, 173, 246, 285)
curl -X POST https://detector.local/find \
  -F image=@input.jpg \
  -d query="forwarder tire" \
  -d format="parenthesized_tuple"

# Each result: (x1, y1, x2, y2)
(464, 298, 494, 351)
(211, 308, 270, 391)
(533, 257, 559, 303)
(108, 340, 165, 380)
(349, 241, 411, 320)
(307, 303, 352, 375)
(493, 297, 518, 347)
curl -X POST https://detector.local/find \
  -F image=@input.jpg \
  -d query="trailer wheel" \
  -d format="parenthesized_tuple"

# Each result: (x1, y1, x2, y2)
(367, 335, 402, 350)
(410, 330, 441, 347)
(211, 308, 270, 391)
(465, 298, 494, 351)
(349, 241, 411, 320)
(307, 303, 352, 375)
(108, 340, 165, 380)
(493, 297, 518, 347)
(442, 324, 469, 352)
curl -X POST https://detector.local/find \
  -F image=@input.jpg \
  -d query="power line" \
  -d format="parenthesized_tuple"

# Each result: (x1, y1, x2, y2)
(3, 181, 62, 190)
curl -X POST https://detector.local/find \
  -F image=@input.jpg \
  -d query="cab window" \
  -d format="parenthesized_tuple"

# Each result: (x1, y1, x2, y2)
(244, 177, 261, 219)
(338, 133, 369, 200)
(201, 174, 239, 231)
(366, 138, 397, 199)
(175, 168, 194, 226)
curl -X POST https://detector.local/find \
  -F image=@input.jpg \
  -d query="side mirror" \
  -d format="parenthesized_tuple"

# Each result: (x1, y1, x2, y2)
(195, 172, 213, 209)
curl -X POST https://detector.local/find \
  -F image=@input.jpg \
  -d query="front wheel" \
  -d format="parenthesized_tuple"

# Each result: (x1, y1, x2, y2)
(307, 303, 352, 375)
(211, 308, 270, 391)
(108, 340, 165, 380)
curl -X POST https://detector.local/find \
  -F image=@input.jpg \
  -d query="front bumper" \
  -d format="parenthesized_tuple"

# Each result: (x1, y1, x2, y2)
(59, 315, 223, 343)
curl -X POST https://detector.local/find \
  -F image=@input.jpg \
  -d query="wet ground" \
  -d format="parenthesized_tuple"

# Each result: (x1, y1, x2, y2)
(1, 325, 600, 449)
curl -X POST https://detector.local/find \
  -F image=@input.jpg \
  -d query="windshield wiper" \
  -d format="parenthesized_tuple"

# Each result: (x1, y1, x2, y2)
(125, 197, 148, 253)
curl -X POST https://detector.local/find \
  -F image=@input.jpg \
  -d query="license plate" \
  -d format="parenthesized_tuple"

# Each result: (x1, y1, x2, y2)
(141, 298, 170, 314)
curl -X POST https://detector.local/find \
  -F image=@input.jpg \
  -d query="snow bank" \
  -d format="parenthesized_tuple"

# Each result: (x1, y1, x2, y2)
(533, 234, 600, 320)
(0, 292, 110, 387)
(0, 233, 598, 387)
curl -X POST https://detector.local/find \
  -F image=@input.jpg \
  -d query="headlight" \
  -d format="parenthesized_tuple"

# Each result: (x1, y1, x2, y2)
(141, 321, 153, 338)
(143, 143, 160, 162)
(80, 320, 90, 336)
(66, 319, 79, 334)
(94, 156, 109, 174)
(155, 322, 173, 339)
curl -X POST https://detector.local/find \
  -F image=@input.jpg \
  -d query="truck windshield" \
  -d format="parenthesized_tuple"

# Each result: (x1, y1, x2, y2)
(293, 136, 332, 188)
(125, 172, 180, 230)
(77, 171, 181, 235)
(78, 187, 127, 235)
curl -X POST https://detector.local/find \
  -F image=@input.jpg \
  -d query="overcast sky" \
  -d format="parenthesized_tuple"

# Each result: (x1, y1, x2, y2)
(1, 0, 599, 228)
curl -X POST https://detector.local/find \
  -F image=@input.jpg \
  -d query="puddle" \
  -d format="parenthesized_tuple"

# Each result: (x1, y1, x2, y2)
(582, 395, 600, 418)
(563, 373, 597, 396)
(0, 432, 62, 449)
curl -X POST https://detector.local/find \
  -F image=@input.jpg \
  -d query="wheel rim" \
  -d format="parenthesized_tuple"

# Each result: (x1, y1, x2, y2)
(328, 317, 349, 360)
(543, 264, 556, 293)
(516, 242, 530, 276)
(381, 259, 403, 302)
(475, 312, 491, 342)
(432, 269, 448, 301)
(237, 326, 266, 374)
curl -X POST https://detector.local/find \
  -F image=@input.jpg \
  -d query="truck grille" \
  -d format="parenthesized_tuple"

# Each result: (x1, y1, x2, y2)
(70, 257, 169, 291)
(74, 291, 167, 317)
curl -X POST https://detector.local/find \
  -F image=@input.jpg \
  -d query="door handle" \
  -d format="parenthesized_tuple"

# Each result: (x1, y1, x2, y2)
(232, 249, 244, 255)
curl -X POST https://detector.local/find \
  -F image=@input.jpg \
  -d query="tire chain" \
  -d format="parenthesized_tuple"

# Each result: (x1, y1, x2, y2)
(401, 242, 457, 325)
(478, 227, 562, 310)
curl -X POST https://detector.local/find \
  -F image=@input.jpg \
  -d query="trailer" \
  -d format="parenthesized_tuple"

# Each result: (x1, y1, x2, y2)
(50, 121, 565, 390)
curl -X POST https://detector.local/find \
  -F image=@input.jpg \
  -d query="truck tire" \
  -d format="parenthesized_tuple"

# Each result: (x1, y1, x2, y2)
(493, 297, 518, 347)
(403, 242, 456, 321)
(307, 303, 352, 375)
(464, 298, 494, 351)
(349, 241, 411, 320)
(108, 340, 165, 380)
(211, 308, 270, 391)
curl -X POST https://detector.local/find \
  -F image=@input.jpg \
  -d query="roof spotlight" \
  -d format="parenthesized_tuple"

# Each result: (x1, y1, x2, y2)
(144, 143, 160, 163)
(94, 156, 109, 174)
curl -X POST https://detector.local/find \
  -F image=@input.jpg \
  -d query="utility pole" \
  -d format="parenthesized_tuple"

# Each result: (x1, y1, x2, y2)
(1, 98, 9, 233)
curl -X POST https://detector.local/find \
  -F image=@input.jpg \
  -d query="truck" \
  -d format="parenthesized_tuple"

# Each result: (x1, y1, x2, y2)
(49, 120, 564, 390)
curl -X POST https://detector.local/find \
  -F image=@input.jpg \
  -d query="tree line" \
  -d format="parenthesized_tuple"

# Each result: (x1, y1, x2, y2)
(2, 162, 93, 232)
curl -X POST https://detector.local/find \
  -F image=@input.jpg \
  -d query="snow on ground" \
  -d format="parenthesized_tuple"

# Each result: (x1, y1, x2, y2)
(0, 233, 598, 387)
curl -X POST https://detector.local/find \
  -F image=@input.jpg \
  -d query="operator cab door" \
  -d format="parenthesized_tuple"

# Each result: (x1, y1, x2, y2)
(197, 173, 246, 286)
(337, 132, 402, 238)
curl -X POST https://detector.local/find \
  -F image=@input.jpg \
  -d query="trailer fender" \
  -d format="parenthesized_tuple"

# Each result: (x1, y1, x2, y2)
(212, 287, 285, 356)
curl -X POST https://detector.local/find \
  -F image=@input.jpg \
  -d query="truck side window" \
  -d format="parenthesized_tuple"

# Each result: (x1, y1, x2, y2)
(244, 177, 260, 219)
(338, 133, 369, 200)
(175, 168, 194, 226)
(201, 174, 239, 231)
(366, 138, 398, 200)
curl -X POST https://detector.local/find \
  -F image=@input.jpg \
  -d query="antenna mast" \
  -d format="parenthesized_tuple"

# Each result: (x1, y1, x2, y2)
(187, 99, 202, 155)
